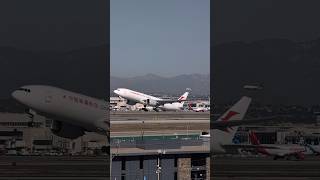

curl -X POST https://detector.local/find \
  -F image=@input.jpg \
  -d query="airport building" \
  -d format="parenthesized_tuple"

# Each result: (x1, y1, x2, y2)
(111, 135, 210, 180)
(219, 125, 320, 155)
(110, 96, 127, 109)
(112, 153, 209, 180)
(0, 113, 108, 155)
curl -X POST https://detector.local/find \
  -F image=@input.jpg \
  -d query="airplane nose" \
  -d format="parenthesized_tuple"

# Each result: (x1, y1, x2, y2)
(11, 90, 19, 100)
(114, 90, 119, 94)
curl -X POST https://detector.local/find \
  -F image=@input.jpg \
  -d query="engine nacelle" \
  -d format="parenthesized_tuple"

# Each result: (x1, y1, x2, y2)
(126, 100, 136, 106)
(51, 120, 85, 139)
(143, 99, 158, 106)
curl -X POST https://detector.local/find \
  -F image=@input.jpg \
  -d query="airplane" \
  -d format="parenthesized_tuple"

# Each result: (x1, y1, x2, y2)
(247, 131, 309, 160)
(159, 92, 189, 111)
(200, 96, 252, 154)
(135, 92, 189, 112)
(305, 144, 320, 156)
(188, 102, 209, 112)
(113, 88, 189, 111)
(243, 83, 264, 91)
(11, 85, 108, 139)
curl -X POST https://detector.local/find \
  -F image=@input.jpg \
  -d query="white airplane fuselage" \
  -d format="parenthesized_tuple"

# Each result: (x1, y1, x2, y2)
(161, 102, 184, 111)
(12, 85, 108, 134)
(114, 88, 161, 105)
(263, 145, 307, 156)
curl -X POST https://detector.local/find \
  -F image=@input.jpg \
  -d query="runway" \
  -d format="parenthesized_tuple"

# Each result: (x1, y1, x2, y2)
(110, 111, 210, 133)
(212, 156, 320, 179)
(110, 111, 209, 122)
(0, 156, 109, 179)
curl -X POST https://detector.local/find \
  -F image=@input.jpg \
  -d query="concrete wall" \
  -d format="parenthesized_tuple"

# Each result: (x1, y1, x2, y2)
(177, 158, 191, 180)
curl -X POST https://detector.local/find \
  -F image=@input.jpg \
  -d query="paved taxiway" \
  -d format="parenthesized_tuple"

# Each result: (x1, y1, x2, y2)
(212, 156, 320, 179)
(0, 156, 109, 180)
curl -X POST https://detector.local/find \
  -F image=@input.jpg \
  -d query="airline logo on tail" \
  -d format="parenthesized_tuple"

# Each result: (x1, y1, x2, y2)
(217, 96, 251, 122)
(248, 131, 270, 155)
(178, 92, 189, 101)
(221, 111, 239, 122)
(249, 131, 260, 145)
(217, 96, 252, 133)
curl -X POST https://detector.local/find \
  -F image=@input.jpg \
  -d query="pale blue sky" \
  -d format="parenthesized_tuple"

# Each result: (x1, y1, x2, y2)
(111, 0, 210, 77)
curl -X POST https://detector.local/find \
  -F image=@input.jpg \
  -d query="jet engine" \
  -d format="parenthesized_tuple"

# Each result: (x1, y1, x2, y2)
(144, 99, 158, 106)
(51, 120, 85, 139)
(126, 100, 136, 105)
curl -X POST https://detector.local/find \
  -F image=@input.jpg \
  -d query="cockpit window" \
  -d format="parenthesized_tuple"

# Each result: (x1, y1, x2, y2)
(18, 88, 31, 92)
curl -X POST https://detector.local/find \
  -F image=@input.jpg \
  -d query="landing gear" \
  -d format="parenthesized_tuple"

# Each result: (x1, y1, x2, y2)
(25, 109, 36, 127)
(142, 105, 148, 111)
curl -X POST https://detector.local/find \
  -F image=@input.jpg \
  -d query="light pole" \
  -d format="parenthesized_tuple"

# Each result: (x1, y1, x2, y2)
(156, 149, 166, 180)
(156, 155, 161, 180)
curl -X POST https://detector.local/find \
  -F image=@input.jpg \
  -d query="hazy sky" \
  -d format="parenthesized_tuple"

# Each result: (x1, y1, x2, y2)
(110, 0, 210, 78)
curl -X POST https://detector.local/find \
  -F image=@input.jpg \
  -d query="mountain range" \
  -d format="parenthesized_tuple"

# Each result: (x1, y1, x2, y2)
(213, 38, 320, 105)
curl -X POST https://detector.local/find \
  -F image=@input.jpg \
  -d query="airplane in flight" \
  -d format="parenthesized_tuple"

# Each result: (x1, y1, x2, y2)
(113, 88, 189, 111)
(200, 96, 252, 154)
(12, 85, 108, 139)
(247, 131, 309, 160)
(136, 92, 189, 111)
(243, 83, 264, 91)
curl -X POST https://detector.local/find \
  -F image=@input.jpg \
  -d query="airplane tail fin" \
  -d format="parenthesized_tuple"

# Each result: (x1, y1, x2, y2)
(217, 96, 252, 122)
(224, 126, 240, 141)
(249, 131, 260, 145)
(216, 96, 252, 136)
(178, 92, 189, 101)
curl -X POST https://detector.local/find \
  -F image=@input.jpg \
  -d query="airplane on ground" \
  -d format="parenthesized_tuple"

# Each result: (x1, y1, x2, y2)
(247, 131, 309, 160)
(200, 96, 252, 154)
(188, 103, 210, 112)
(159, 93, 189, 111)
(113, 88, 189, 111)
(305, 144, 320, 156)
(12, 85, 108, 139)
